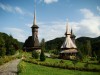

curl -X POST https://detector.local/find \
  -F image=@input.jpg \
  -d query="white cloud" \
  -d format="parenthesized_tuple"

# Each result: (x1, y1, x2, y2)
(0, 3, 14, 13)
(26, 24, 32, 27)
(80, 8, 94, 18)
(9, 8, 100, 42)
(37, 8, 100, 41)
(43, 0, 58, 4)
(15, 7, 24, 14)
(4, 7, 99, 42)
(26, 8, 100, 41)
(39, 21, 67, 41)
(78, 8, 100, 37)
(0, 2, 24, 15)
(97, 6, 100, 14)
(4, 27, 26, 42)
(25, 21, 65, 41)
(0, 2, 33, 16)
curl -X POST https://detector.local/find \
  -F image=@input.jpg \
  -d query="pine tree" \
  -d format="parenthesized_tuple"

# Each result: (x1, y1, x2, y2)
(6, 37, 16, 55)
(86, 40, 92, 57)
(9, 45, 16, 55)
(0, 47, 6, 57)
(40, 38, 45, 61)
(0, 37, 6, 57)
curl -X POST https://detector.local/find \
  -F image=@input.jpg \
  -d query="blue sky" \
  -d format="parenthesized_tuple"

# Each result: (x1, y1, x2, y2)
(0, 0, 100, 42)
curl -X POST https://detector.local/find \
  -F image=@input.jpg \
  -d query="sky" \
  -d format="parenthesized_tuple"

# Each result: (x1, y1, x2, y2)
(0, 0, 100, 42)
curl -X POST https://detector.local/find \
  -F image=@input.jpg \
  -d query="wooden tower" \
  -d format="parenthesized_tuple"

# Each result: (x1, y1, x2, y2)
(60, 19, 78, 59)
(31, 0, 40, 50)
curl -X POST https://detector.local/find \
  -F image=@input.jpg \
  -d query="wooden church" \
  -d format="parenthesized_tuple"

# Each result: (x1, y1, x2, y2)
(23, 2, 41, 52)
(60, 20, 78, 59)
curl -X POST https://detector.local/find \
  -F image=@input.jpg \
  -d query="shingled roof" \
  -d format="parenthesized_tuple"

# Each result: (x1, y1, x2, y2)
(60, 20, 78, 53)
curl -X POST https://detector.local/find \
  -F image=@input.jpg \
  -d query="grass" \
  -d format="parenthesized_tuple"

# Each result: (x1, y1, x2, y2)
(0, 55, 17, 65)
(31, 58, 100, 70)
(47, 58, 100, 69)
(16, 51, 32, 59)
(21, 52, 100, 71)
(18, 61, 100, 75)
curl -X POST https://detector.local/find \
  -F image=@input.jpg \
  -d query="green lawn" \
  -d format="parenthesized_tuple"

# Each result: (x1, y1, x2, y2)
(31, 58, 100, 70)
(21, 52, 100, 70)
(18, 61, 100, 75)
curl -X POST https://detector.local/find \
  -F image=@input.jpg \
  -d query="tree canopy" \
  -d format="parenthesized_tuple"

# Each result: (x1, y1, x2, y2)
(0, 32, 22, 56)
(45, 36, 100, 58)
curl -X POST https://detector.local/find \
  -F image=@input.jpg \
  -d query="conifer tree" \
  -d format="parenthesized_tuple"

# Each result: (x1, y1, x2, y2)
(0, 37, 6, 57)
(86, 40, 92, 57)
(40, 38, 45, 61)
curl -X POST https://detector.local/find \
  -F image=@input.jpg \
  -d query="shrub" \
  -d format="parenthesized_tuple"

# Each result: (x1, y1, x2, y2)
(84, 61, 89, 68)
(77, 52, 83, 61)
(59, 60, 64, 64)
(6, 45, 16, 55)
(0, 57, 3, 65)
(51, 54, 58, 59)
(18, 61, 25, 73)
(23, 58, 100, 72)
(0, 37, 6, 57)
(90, 57, 96, 61)
(40, 50, 45, 61)
(72, 60, 78, 70)
(32, 50, 39, 59)
(0, 47, 6, 57)
(0, 56, 16, 66)
(40, 38, 46, 61)
(9, 45, 16, 55)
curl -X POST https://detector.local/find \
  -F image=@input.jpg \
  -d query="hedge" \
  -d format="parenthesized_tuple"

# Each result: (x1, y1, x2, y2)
(23, 59, 100, 72)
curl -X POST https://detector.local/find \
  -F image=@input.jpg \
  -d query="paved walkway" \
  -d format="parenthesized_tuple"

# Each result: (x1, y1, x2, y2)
(0, 59, 21, 75)
(45, 53, 51, 57)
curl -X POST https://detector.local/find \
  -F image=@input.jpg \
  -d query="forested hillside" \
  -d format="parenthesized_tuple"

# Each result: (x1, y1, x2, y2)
(45, 36, 100, 57)
(76, 36, 100, 56)
(0, 32, 22, 57)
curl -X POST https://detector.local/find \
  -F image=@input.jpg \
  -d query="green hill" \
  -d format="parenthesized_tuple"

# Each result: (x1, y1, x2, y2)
(0, 32, 22, 56)
(45, 36, 100, 57)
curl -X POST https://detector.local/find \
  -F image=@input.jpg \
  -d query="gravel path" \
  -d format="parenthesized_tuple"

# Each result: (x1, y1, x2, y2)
(0, 59, 21, 75)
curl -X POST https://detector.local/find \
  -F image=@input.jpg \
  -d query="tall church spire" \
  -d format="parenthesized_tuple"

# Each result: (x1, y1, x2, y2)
(61, 18, 77, 49)
(31, 0, 38, 28)
(31, 0, 39, 47)
(70, 28, 76, 44)
(65, 19, 71, 35)
(33, 0, 36, 25)
(23, 0, 40, 52)
(71, 28, 74, 35)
